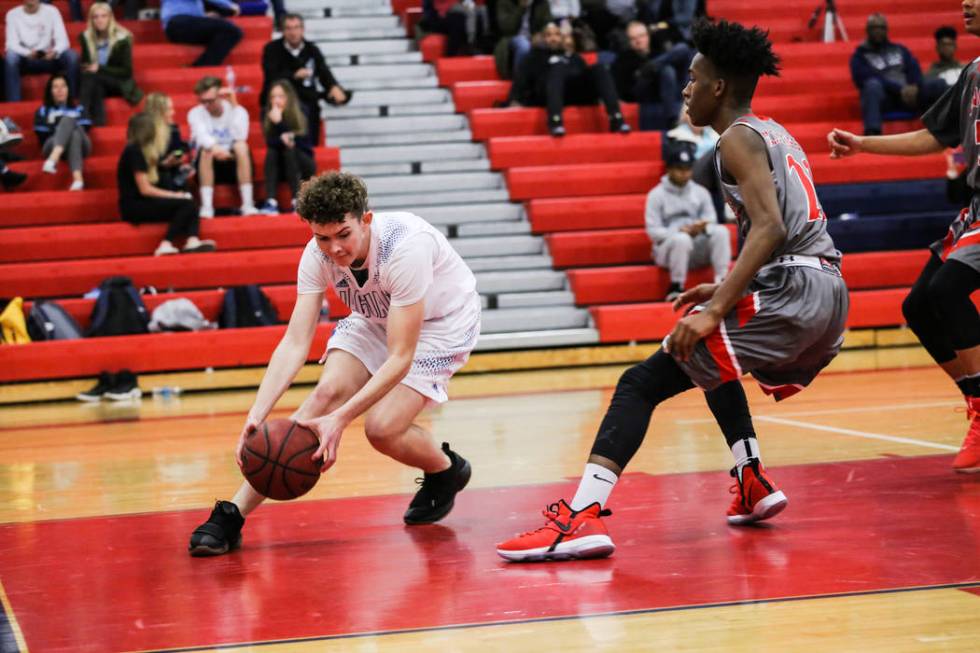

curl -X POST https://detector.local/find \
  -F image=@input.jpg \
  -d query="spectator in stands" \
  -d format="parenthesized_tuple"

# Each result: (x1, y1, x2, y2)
(161, 0, 243, 67)
(612, 20, 692, 130)
(494, 0, 552, 79)
(666, 104, 723, 218)
(261, 13, 350, 148)
(35, 73, 90, 190)
(645, 145, 729, 302)
(638, 0, 704, 45)
(78, 3, 143, 126)
(118, 112, 217, 256)
(145, 92, 194, 192)
(850, 13, 949, 135)
(926, 26, 963, 89)
(4, 0, 79, 102)
(258, 80, 315, 215)
(508, 21, 629, 136)
(188, 75, 257, 218)
(0, 119, 27, 190)
(419, 1, 472, 57)
(549, 0, 579, 24)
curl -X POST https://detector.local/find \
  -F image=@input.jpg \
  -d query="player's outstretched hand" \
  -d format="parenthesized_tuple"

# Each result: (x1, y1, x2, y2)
(299, 414, 348, 474)
(827, 128, 862, 159)
(672, 283, 718, 312)
(236, 417, 260, 470)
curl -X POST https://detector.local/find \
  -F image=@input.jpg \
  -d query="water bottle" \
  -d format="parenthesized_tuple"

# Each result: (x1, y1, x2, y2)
(152, 386, 183, 399)
(225, 65, 236, 91)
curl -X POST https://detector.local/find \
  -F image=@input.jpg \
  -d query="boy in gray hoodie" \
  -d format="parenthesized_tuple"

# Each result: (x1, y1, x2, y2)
(645, 146, 730, 301)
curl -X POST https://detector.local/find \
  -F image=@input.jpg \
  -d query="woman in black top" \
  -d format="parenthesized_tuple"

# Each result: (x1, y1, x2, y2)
(144, 92, 194, 191)
(118, 113, 216, 256)
(257, 80, 316, 214)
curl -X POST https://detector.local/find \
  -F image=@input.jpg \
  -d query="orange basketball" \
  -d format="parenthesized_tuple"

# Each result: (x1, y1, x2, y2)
(241, 418, 321, 500)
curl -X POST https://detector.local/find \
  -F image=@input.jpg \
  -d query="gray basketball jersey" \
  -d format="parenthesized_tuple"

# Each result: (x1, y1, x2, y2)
(923, 57, 980, 189)
(714, 114, 841, 264)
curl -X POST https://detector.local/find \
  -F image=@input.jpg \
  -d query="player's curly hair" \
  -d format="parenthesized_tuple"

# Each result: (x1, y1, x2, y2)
(296, 171, 369, 224)
(692, 18, 780, 103)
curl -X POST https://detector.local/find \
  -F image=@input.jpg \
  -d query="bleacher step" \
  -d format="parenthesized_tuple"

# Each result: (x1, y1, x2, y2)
(481, 307, 591, 333)
(315, 39, 413, 56)
(457, 220, 531, 237)
(300, 15, 400, 32)
(344, 158, 490, 177)
(325, 63, 432, 82)
(467, 254, 553, 272)
(496, 291, 576, 309)
(371, 188, 510, 209)
(413, 203, 524, 225)
(305, 27, 406, 41)
(344, 76, 439, 91)
(327, 130, 473, 148)
(340, 142, 484, 165)
(363, 171, 502, 195)
(326, 114, 465, 136)
(328, 88, 449, 107)
(474, 328, 600, 351)
(475, 270, 567, 294)
(326, 52, 423, 66)
(452, 235, 543, 258)
(324, 103, 456, 119)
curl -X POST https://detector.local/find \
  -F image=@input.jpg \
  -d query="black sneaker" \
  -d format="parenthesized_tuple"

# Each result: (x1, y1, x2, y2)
(1, 169, 27, 190)
(105, 369, 142, 401)
(76, 371, 114, 402)
(609, 113, 631, 134)
(188, 500, 245, 556)
(664, 282, 684, 302)
(403, 443, 472, 525)
(548, 114, 566, 137)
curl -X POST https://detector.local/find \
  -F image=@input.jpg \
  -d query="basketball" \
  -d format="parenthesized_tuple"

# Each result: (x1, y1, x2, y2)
(240, 418, 322, 500)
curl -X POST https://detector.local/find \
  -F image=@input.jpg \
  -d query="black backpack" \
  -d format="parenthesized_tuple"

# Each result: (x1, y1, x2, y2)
(87, 276, 150, 337)
(219, 285, 279, 329)
(27, 300, 84, 341)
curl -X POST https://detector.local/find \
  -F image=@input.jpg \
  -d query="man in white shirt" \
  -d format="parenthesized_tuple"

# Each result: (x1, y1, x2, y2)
(188, 171, 481, 556)
(4, 0, 79, 102)
(187, 75, 257, 217)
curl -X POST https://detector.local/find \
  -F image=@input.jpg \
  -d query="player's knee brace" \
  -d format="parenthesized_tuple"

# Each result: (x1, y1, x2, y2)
(590, 351, 694, 469)
(927, 261, 980, 351)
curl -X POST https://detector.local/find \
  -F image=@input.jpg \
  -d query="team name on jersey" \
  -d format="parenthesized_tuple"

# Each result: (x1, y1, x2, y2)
(971, 87, 980, 109)
(336, 287, 391, 320)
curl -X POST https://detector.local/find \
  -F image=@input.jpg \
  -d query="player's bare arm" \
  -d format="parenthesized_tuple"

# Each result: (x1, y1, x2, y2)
(669, 125, 787, 361)
(302, 300, 425, 472)
(235, 291, 323, 465)
(827, 127, 944, 159)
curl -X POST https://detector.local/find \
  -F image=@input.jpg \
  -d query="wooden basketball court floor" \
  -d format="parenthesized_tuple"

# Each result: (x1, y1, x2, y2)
(1, 346, 979, 652)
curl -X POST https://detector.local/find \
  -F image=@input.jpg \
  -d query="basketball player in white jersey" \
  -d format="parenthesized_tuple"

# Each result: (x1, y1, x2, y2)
(497, 19, 848, 561)
(827, 0, 980, 473)
(189, 172, 481, 556)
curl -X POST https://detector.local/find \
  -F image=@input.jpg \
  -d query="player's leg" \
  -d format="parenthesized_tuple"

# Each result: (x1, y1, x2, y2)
(654, 231, 695, 301)
(925, 258, 980, 471)
(902, 253, 964, 379)
(496, 350, 695, 561)
(188, 351, 371, 556)
(363, 385, 471, 524)
(704, 380, 786, 524)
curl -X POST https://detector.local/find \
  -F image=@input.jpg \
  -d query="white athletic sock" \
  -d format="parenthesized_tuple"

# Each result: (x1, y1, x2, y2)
(570, 463, 618, 511)
(731, 437, 761, 470)
(240, 183, 254, 208)
(200, 186, 214, 210)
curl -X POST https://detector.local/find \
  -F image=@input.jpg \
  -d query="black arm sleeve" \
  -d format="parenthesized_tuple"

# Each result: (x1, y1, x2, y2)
(922, 65, 970, 148)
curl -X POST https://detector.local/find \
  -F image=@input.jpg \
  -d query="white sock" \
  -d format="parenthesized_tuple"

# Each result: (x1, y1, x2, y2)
(200, 186, 214, 210)
(731, 437, 760, 470)
(570, 463, 618, 511)
(240, 183, 254, 208)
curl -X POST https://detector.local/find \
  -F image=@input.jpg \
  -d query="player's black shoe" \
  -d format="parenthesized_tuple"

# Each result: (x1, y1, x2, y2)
(188, 500, 244, 556)
(403, 443, 471, 525)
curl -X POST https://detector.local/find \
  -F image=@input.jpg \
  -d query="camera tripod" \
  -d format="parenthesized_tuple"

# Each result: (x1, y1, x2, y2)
(807, 0, 849, 43)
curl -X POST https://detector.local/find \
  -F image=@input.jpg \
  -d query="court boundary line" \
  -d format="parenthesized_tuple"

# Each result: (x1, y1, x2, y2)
(140, 581, 980, 653)
(0, 578, 28, 653)
(753, 415, 960, 452)
(676, 400, 962, 423)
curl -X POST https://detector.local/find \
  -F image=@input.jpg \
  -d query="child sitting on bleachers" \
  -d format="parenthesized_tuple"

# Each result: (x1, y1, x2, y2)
(78, 2, 144, 126)
(258, 80, 315, 215)
(35, 73, 90, 190)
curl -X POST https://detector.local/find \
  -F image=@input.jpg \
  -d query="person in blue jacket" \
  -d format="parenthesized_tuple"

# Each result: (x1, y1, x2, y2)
(34, 73, 91, 190)
(850, 13, 948, 135)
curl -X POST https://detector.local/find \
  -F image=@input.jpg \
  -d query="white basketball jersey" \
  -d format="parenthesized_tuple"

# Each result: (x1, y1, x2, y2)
(296, 211, 478, 327)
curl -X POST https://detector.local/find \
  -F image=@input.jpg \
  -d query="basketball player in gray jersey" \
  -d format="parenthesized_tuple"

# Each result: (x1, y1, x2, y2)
(828, 0, 980, 474)
(497, 19, 849, 562)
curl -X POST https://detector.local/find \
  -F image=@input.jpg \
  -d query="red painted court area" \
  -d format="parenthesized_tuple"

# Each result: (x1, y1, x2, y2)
(1, 455, 979, 652)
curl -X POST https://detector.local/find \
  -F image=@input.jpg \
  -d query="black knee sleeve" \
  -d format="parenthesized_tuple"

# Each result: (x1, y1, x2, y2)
(704, 380, 756, 447)
(927, 260, 980, 351)
(590, 350, 695, 469)
(903, 255, 957, 364)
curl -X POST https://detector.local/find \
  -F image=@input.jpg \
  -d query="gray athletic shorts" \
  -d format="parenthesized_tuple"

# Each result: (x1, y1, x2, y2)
(930, 196, 980, 274)
(667, 256, 850, 400)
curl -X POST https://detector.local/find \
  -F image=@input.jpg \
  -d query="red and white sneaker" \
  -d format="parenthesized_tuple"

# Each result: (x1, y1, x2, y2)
(496, 500, 615, 562)
(727, 459, 787, 525)
(952, 396, 980, 474)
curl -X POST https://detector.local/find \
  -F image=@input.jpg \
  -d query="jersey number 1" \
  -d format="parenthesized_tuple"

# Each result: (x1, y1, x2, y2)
(786, 154, 825, 222)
